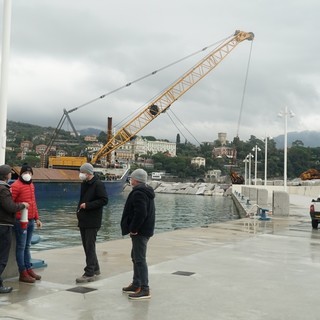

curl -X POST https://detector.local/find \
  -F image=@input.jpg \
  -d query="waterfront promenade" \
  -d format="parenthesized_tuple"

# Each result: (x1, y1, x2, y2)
(1, 193, 319, 319)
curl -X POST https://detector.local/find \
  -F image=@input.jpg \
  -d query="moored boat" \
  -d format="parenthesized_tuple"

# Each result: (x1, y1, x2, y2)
(11, 166, 130, 200)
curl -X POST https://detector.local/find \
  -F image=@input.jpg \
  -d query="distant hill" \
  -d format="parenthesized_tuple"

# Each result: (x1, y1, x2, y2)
(273, 131, 320, 148)
(78, 128, 102, 136)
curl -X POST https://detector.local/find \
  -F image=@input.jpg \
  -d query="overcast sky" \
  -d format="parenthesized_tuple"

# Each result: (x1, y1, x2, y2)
(1, 0, 319, 145)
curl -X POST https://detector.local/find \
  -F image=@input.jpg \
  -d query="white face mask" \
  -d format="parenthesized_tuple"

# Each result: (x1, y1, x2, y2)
(22, 173, 32, 182)
(79, 173, 88, 181)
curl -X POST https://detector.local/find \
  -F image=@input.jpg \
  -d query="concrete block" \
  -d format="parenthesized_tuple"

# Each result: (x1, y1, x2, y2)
(249, 188, 258, 201)
(272, 191, 289, 216)
(241, 186, 250, 197)
(257, 189, 268, 207)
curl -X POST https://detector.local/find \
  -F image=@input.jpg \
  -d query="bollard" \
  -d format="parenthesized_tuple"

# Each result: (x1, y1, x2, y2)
(259, 208, 271, 220)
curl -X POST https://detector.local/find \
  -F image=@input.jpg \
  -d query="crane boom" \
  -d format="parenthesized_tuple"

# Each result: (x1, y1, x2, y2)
(91, 30, 254, 164)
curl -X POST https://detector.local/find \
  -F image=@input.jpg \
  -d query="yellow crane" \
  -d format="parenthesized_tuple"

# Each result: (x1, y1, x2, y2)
(91, 30, 254, 164)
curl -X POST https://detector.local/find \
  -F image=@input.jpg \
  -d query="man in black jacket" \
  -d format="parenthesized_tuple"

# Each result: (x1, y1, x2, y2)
(121, 168, 155, 300)
(76, 163, 108, 283)
(0, 164, 29, 293)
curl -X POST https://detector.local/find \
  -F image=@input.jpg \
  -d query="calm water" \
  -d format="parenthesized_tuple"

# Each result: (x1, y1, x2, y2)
(33, 192, 239, 251)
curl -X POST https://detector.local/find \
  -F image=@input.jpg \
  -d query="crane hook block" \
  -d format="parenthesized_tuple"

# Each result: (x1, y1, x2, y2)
(149, 104, 159, 116)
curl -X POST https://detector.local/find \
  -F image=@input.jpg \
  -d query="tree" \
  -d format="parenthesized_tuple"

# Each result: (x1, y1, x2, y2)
(176, 133, 181, 144)
(292, 140, 304, 147)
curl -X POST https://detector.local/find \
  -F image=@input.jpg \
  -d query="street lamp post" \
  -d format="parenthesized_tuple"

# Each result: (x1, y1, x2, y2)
(263, 135, 272, 186)
(0, 0, 12, 164)
(243, 157, 249, 185)
(278, 106, 295, 191)
(247, 153, 253, 185)
(252, 145, 261, 185)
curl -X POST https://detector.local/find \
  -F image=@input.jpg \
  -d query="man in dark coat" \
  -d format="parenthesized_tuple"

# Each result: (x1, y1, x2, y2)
(121, 168, 155, 300)
(76, 163, 108, 283)
(0, 164, 29, 293)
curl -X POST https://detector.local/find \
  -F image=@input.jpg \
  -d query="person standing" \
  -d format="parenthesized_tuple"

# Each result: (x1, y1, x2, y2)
(121, 168, 155, 300)
(11, 163, 42, 283)
(0, 164, 29, 293)
(76, 163, 108, 283)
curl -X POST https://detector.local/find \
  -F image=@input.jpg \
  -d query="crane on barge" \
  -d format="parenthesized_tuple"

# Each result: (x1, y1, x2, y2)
(43, 30, 254, 173)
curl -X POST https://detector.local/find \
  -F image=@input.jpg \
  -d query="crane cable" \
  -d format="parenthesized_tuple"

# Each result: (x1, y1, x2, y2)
(65, 34, 234, 115)
(236, 40, 254, 138)
(167, 109, 202, 145)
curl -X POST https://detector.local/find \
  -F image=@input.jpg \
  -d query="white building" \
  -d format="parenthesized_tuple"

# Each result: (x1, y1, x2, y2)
(191, 157, 206, 167)
(132, 137, 176, 157)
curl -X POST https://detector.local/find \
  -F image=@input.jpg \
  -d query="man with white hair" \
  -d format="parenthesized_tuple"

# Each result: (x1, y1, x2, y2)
(121, 168, 155, 300)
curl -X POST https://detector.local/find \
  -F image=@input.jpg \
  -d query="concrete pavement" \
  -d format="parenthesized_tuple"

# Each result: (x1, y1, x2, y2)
(1, 193, 319, 320)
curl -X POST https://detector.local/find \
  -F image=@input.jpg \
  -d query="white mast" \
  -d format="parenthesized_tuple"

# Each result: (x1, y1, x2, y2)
(0, 0, 12, 164)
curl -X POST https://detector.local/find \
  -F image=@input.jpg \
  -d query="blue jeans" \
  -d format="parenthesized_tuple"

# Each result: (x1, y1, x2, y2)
(131, 235, 150, 290)
(0, 225, 13, 285)
(14, 220, 34, 273)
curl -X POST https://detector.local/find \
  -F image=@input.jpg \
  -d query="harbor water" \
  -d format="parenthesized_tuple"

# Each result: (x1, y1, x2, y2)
(33, 192, 239, 251)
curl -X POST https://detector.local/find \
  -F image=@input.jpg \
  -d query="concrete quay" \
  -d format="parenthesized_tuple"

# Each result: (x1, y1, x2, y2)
(1, 191, 319, 320)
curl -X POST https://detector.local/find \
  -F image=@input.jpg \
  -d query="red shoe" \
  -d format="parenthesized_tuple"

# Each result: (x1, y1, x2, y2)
(27, 269, 41, 280)
(19, 270, 35, 283)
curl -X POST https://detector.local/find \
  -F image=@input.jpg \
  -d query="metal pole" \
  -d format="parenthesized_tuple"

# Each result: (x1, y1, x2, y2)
(243, 157, 248, 185)
(248, 153, 252, 185)
(284, 106, 288, 191)
(254, 145, 258, 186)
(264, 136, 268, 186)
(0, 0, 12, 164)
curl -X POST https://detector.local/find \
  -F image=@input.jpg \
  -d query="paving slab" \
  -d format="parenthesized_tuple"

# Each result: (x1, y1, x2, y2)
(1, 193, 319, 320)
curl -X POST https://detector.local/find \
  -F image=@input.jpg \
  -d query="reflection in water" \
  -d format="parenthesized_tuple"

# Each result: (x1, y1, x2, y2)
(34, 193, 238, 251)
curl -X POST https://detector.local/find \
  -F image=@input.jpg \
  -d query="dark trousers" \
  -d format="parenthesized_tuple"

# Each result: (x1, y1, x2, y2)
(0, 225, 13, 286)
(131, 235, 150, 290)
(79, 227, 100, 276)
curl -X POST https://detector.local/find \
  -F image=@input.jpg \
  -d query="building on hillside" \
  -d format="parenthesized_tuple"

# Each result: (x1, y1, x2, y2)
(132, 136, 176, 157)
(84, 135, 98, 142)
(191, 157, 205, 167)
(218, 132, 227, 146)
(20, 141, 33, 153)
(205, 169, 221, 182)
(212, 146, 236, 159)
(35, 144, 47, 155)
(56, 149, 67, 157)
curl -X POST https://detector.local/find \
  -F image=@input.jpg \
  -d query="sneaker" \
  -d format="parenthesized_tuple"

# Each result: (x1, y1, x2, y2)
(94, 270, 101, 276)
(122, 283, 141, 294)
(0, 286, 13, 294)
(128, 288, 151, 300)
(76, 274, 96, 283)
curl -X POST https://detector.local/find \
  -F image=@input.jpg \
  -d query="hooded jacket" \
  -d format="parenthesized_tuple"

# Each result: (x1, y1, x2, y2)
(121, 183, 155, 237)
(77, 175, 108, 228)
(0, 181, 26, 225)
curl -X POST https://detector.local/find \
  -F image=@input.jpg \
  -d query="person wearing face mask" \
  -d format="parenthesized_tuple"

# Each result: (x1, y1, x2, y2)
(11, 163, 43, 283)
(76, 163, 108, 283)
(0, 164, 29, 293)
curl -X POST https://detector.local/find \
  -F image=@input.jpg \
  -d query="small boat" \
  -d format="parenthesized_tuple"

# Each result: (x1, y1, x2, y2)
(151, 172, 163, 180)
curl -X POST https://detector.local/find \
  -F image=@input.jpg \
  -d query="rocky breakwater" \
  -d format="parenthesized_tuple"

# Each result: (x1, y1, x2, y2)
(124, 181, 231, 196)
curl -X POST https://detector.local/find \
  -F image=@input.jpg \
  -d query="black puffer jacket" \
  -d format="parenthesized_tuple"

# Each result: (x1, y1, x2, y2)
(0, 181, 25, 225)
(77, 176, 108, 228)
(121, 183, 155, 237)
